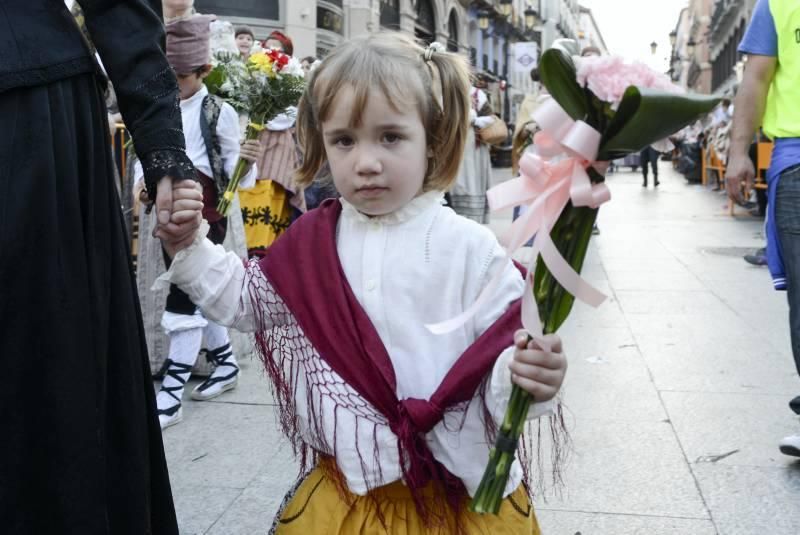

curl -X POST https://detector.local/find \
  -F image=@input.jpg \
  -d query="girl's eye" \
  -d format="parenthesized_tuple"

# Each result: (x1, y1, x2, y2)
(382, 133, 402, 143)
(333, 136, 354, 147)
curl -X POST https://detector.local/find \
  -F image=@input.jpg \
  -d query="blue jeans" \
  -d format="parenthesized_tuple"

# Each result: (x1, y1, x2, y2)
(775, 164, 800, 377)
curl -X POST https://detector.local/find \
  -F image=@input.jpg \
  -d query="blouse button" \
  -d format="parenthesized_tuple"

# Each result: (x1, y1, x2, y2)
(366, 279, 376, 291)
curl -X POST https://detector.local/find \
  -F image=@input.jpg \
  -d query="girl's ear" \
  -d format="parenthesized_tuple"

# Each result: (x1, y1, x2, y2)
(426, 146, 434, 158)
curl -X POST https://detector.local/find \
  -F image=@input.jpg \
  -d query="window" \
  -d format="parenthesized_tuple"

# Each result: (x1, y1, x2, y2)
(380, 0, 400, 30)
(415, 0, 436, 45)
(447, 10, 459, 52)
(194, 0, 279, 20)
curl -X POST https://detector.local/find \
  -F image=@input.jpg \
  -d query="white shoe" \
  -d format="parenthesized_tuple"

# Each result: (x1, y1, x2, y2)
(779, 434, 800, 457)
(190, 343, 240, 401)
(156, 359, 192, 430)
(159, 405, 183, 430)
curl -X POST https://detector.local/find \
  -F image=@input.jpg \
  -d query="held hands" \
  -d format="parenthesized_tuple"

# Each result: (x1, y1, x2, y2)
(238, 139, 262, 174)
(510, 331, 567, 402)
(153, 177, 204, 258)
(725, 152, 755, 204)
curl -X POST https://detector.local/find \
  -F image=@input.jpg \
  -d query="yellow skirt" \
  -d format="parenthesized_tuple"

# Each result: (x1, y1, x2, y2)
(271, 465, 541, 535)
(238, 179, 292, 256)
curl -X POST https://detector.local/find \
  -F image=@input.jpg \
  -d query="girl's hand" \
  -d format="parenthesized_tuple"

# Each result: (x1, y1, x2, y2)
(236, 139, 262, 176)
(509, 331, 567, 402)
(156, 179, 204, 258)
(239, 139, 262, 167)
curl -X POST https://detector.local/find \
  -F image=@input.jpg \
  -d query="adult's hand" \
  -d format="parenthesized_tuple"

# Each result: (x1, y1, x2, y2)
(725, 152, 755, 204)
(155, 175, 174, 225)
(152, 179, 203, 256)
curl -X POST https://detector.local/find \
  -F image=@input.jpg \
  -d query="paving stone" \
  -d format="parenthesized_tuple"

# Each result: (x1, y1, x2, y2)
(533, 420, 709, 519)
(693, 463, 800, 535)
(626, 313, 798, 395)
(205, 449, 301, 535)
(662, 391, 798, 468)
(163, 402, 284, 491)
(171, 485, 242, 535)
(535, 509, 717, 535)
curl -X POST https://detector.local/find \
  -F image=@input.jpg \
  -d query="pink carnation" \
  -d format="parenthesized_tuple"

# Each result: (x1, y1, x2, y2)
(576, 56, 684, 106)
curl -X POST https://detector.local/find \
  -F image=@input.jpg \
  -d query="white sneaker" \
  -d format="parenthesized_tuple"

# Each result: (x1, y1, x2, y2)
(190, 343, 239, 401)
(779, 434, 800, 457)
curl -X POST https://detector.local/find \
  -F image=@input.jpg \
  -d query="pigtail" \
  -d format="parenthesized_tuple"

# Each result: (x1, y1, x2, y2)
(424, 48, 471, 191)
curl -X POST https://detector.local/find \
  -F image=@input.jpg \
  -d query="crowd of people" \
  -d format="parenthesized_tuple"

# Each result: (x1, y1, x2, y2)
(2, 0, 798, 532)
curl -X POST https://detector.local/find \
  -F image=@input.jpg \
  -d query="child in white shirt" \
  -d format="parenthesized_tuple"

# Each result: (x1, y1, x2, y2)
(135, 14, 261, 429)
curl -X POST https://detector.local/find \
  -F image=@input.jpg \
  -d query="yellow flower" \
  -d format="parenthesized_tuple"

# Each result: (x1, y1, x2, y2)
(248, 52, 274, 76)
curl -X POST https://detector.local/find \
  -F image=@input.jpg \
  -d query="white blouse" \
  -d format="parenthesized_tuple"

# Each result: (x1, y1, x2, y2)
(159, 191, 553, 497)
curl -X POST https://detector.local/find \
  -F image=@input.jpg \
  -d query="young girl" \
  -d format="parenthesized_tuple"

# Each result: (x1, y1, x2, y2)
(159, 33, 567, 534)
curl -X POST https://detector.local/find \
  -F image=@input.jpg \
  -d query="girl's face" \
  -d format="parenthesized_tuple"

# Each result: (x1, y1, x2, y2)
(236, 34, 254, 57)
(265, 39, 285, 53)
(322, 87, 428, 216)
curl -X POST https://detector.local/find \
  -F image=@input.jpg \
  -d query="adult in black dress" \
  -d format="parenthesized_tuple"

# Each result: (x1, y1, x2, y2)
(0, 1, 198, 532)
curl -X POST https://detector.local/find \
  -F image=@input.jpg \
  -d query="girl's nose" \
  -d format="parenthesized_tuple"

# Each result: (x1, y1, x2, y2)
(354, 145, 382, 176)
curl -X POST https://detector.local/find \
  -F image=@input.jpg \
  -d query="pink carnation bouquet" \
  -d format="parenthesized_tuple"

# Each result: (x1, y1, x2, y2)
(576, 55, 684, 109)
(468, 48, 719, 515)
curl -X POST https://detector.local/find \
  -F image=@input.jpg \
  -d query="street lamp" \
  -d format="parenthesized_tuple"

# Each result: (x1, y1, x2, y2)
(524, 5, 540, 29)
(669, 30, 677, 48)
(478, 9, 490, 31)
(499, 0, 512, 17)
(650, 41, 658, 55)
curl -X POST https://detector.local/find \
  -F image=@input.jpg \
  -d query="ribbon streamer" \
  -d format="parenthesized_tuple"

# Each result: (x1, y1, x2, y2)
(426, 97, 611, 340)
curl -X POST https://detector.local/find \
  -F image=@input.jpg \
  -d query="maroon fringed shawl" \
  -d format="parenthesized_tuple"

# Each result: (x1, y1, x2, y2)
(256, 199, 524, 516)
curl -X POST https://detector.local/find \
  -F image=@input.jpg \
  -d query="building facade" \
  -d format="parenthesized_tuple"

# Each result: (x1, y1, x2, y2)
(577, 5, 608, 54)
(668, 0, 758, 95)
(707, 0, 756, 95)
(670, 7, 692, 88)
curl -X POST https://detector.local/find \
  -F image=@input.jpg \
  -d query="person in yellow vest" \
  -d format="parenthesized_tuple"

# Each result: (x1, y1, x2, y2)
(726, 0, 800, 457)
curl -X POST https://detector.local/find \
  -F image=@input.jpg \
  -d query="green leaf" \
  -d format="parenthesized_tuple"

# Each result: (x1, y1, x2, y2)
(598, 88, 719, 160)
(538, 49, 587, 121)
(204, 66, 226, 95)
(533, 204, 597, 334)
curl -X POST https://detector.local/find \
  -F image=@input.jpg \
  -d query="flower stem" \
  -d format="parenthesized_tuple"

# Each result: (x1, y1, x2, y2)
(470, 205, 600, 516)
(216, 118, 264, 216)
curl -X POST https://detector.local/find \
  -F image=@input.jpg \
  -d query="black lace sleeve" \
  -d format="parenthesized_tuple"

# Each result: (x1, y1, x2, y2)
(77, 0, 196, 198)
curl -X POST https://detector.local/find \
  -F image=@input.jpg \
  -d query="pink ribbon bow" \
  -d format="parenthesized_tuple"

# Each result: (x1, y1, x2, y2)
(427, 97, 611, 344)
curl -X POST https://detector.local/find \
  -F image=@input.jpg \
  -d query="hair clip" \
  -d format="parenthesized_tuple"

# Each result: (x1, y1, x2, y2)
(424, 42, 446, 61)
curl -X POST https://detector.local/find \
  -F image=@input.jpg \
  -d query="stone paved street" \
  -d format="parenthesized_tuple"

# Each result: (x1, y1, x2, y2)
(160, 164, 800, 534)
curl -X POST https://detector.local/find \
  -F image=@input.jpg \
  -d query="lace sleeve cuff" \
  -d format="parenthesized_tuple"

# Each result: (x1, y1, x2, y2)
(141, 149, 197, 200)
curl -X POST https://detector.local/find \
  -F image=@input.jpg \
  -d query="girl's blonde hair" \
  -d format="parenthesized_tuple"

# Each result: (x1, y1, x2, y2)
(295, 32, 471, 192)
